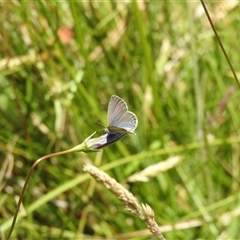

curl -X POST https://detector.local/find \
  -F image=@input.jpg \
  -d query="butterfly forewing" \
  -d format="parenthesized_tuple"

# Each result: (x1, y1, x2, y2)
(107, 95, 128, 126)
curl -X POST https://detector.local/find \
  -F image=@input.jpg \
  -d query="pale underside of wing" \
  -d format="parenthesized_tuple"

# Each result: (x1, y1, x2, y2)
(109, 111, 138, 132)
(107, 95, 128, 126)
(107, 95, 138, 133)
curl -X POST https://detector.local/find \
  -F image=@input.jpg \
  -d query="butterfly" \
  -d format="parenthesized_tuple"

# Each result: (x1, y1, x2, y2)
(106, 95, 138, 134)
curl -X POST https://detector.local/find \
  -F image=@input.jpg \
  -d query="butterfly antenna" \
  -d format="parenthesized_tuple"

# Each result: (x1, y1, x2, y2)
(95, 121, 107, 133)
(96, 121, 105, 127)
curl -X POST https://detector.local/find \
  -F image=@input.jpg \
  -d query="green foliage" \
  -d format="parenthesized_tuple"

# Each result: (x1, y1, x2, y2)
(1, 1, 240, 239)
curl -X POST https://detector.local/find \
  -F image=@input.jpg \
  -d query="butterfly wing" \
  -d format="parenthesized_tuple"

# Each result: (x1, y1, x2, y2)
(107, 95, 138, 134)
(107, 95, 128, 126)
(111, 111, 138, 133)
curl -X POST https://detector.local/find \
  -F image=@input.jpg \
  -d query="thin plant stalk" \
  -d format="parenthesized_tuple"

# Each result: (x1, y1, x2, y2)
(6, 148, 79, 240)
(200, 0, 240, 88)
(6, 131, 121, 240)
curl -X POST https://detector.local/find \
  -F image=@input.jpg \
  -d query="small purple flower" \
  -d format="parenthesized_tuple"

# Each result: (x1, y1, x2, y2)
(85, 133, 127, 151)
(71, 131, 129, 153)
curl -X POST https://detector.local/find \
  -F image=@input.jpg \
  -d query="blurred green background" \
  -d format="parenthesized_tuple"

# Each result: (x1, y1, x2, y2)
(1, 1, 240, 239)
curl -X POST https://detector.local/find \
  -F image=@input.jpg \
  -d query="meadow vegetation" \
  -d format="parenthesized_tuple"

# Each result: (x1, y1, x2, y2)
(1, 1, 240, 239)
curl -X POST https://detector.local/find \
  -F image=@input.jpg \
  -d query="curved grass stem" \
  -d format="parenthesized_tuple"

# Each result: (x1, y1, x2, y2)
(6, 148, 76, 240)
